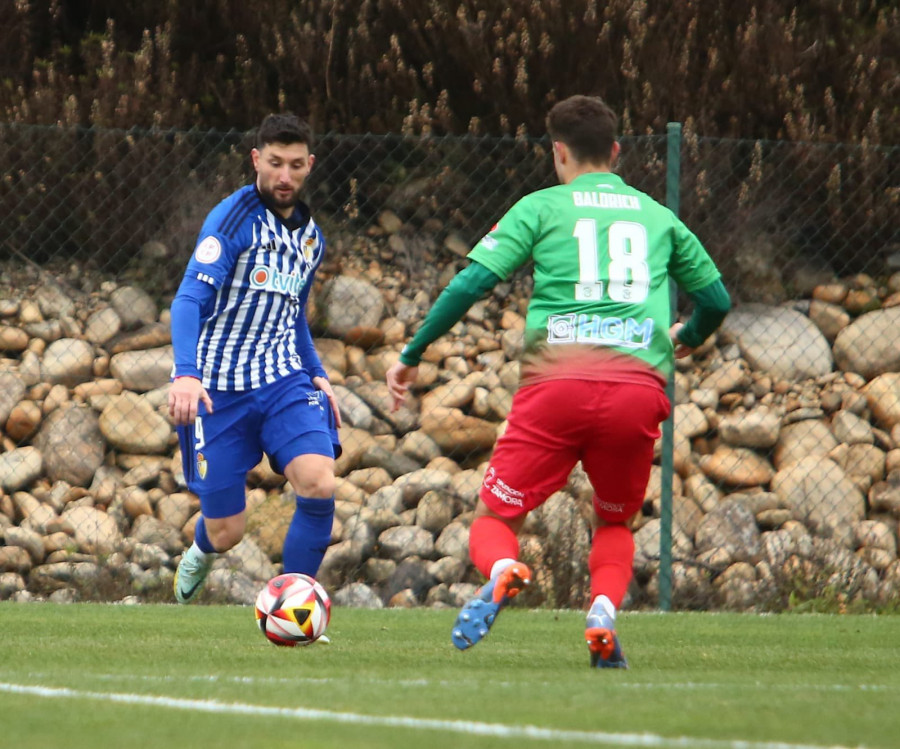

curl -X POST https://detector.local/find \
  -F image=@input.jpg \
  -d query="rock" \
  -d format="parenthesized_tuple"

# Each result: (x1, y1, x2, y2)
(353, 381, 418, 433)
(420, 406, 498, 456)
(774, 420, 839, 470)
(61, 505, 122, 555)
(0, 325, 28, 352)
(721, 304, 833, 381)
(863, 373, 900, 430)
(357, 442, 422, 479)
(109, 347, 174, 392)
(84, 307, 122, 345)
(109, 286, 158, 329)
(129, 514, 182, 554)
(829, 443, 885, 482)
(699, 360, 751, 394)
(0, 447, 43, 492)
(772, 457, 865, 537)
(0, 546, 32, 575)
(834, 308, 900, 379)
(5, 399, 41, 441)
(99, 392, 172, 454)
(223, 537, 278, 583)
(832, 410, 874, 445)
(386, 557, 436, 601)
(0, 372, 26, 430)
(333, 384, 375, 430)
(718, 407, 781, 448)
(695, 500, 762, 565)
(414, 490, 455, 533)
(5, 525, 45, 564)
(808, 300, 850, 341)
(40, 338, 95, 386)
(698, 446, 775, 487)
(333, 581, 384, 608)
(108, 323, 171, 354)
(318, 276, 384, 338)
(34, 405, 106, 486)
(378, 525, 435, 560)
(34, 284, 74, 319)
(674, 402, 708, 439)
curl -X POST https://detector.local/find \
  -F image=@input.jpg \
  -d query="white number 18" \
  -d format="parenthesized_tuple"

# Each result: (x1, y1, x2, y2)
(573, 219, 649, 303)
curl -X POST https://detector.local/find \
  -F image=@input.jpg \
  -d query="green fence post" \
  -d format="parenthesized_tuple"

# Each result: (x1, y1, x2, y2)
(659, 122, 682, 612)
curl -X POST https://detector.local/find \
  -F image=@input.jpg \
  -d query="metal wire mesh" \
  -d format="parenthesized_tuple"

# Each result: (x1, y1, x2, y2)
(1, 123, 898, 612)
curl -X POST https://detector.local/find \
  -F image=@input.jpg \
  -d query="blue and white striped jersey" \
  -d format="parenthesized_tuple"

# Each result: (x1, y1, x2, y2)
(176, 184, 326, 391)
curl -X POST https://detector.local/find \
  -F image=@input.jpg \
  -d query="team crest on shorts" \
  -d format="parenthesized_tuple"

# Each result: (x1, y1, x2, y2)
(196, 452, 208, 480)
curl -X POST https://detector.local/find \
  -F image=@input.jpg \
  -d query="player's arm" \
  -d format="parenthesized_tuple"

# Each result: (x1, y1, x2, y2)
(666, 218, 731, 357)
(671, 278, 731, 357)
(168, 274, 216, 425)
(386, 261, 503, 408)
(294, 273, 342, 427)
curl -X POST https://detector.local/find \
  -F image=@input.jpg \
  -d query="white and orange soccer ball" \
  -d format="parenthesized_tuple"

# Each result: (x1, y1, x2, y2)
(254, 573, 331, 646)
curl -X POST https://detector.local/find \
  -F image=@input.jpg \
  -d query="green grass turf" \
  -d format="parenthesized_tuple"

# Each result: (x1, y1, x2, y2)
(1, 602, 898, 749)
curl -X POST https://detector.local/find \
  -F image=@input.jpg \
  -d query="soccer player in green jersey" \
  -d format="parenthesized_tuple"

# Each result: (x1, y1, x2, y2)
(386, 95, 731, 668)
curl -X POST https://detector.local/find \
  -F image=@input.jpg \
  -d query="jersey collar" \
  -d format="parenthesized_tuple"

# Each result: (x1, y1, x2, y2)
(570, 172, 625, 189)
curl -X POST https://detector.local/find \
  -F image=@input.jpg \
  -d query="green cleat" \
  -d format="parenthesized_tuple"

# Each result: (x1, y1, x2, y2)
(173, 547, 214, 604)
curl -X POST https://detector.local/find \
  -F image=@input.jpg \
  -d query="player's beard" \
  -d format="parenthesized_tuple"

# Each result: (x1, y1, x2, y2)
(261, 183, 300, 212)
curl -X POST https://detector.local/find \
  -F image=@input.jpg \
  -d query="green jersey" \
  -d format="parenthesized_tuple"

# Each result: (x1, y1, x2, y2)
(467, 172, 721, 376)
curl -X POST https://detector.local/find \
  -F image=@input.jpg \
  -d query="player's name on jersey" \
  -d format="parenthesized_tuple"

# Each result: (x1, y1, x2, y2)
(546, 312, 654, 349)
(572, 191, 640, 210)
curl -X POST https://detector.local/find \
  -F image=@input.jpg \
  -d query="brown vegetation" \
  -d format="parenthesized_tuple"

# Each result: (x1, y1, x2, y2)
(1, 1, 897, 142)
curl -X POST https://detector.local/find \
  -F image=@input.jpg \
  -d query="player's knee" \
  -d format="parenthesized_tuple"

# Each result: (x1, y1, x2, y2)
(291, 472, 335, 499)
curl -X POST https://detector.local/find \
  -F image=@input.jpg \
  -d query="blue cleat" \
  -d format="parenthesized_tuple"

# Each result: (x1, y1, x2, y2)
(585, 605, 628, 669)
(451, 562, 532, 650)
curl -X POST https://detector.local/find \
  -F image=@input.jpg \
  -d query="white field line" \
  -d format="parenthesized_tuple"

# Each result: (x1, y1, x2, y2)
(0, 681, 862, 749)
(17, 671, 898, 693)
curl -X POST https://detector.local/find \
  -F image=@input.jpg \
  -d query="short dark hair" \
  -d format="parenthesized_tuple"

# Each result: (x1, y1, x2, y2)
(257, 113, 314, 150)
(546, 96, 618, 164)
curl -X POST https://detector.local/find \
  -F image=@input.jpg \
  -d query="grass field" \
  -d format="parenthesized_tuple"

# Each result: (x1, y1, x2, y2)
(1, 602, 898, 749)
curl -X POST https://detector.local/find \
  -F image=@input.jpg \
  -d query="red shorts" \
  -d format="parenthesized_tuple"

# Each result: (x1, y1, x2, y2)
(479, 379, 671, 523)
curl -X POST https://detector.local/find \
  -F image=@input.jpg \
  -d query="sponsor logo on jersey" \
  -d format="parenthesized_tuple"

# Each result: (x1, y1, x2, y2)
(546, 313, 654, 349)
(483, 467, 525, 508)
(572, 191, 640, 210)
(595, 498, 625, 514)
(249, 264, 307, 296)
(195, 236, 222, 264)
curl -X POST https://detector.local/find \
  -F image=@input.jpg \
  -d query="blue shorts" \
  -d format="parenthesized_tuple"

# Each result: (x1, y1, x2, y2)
(177, 372, 341, 518)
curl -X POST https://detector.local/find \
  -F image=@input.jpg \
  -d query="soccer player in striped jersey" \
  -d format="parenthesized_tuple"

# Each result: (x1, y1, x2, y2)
(386, 95, 731, 667)
(168, 114, 341, 607)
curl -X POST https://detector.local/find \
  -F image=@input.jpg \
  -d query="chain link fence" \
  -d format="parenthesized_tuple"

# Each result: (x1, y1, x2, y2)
(1, 122, 899, 613)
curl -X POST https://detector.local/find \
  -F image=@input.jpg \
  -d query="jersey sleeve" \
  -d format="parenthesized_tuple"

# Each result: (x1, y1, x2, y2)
(466, 196, 540, 280)
(181, 203, 246, 290)
(667, 217, 722, 293)
(170, 274, 217, 379)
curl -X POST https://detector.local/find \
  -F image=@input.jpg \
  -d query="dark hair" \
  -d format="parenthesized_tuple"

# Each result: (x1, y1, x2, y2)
(546, 95, 618, 164)
(257, 113, 314, 150)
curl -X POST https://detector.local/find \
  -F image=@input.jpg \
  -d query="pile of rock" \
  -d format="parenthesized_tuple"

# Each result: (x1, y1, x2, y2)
(1, 249, 899, 612)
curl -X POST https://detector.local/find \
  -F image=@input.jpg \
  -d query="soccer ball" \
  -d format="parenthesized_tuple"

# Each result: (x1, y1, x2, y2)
(255, 573, 331, 646)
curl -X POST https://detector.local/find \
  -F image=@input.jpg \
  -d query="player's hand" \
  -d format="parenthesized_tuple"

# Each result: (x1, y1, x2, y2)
(669, 322, 694, 359)
(168, 376, 213, 426)
(386, 361, 418, 412)
(313, 375, 342, 429)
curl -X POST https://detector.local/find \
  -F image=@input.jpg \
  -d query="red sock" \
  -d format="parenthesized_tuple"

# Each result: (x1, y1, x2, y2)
(589, 524, 635, 608)
(468, 515, 520, 579)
